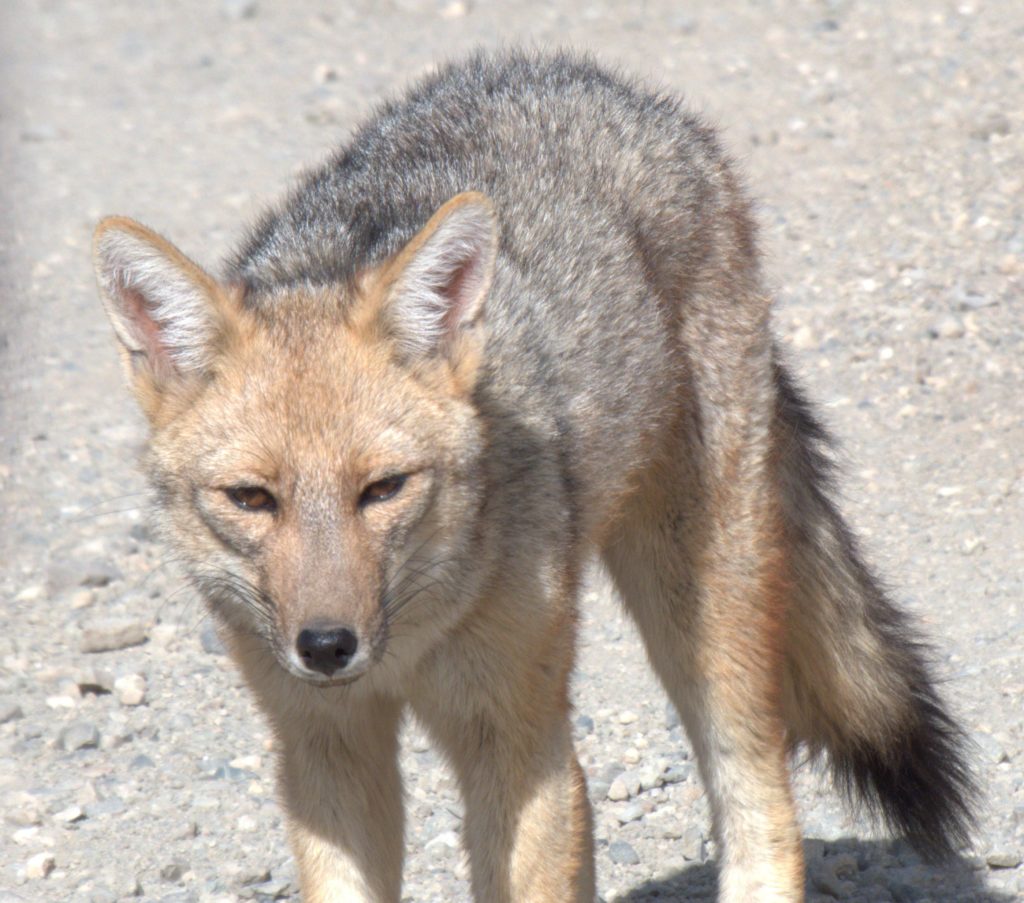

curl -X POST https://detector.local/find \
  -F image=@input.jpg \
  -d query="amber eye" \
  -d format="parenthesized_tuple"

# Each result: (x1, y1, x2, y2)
(359, 475, 407, 507)
(226, 486, 277, 512)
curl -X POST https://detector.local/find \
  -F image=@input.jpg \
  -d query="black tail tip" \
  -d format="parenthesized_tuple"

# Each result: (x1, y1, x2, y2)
(834, 696, 978, 862)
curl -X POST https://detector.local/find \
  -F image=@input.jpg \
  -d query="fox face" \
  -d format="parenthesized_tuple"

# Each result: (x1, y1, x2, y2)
(94, 194, 498, 689)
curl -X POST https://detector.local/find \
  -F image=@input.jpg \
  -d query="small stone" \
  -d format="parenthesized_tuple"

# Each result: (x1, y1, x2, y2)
(665, 702, 680, 730)
(0, 701, 24, 724)
(425, 829, 460, 856)
(75, 666, 115, 695)
(79, 563, 122, 588)
(928, 315, 965, 339)
(250, 878, 291, 899)
(607, 778, 630, 802)
(889, 881, 923, 902)
(970, 112, 1011, 140)
(961, 536, 984, 556)
(637, 766, 661, 791)
(622, 747, 640, 765)
(619, 770, 643, 798)
(173, 820, 199, 840)
(53, 804, 85, 824)
(313, 63, 340, 84)
(46, 694, 77, 710)
(230, 754, 263, 771)
(200, 621, 226, 655)
(792, 325, 817, 350)
(574, 714, 595, 736)
(662, 763, 692, 785)
(12, 826, 40, 844)
(222, 0, 257, 19)
(160, 861, 187, 883)
(812, 853, 858, 898)
(232, 865, 271, 886)
(80, 618, 148, 653)
(70, 589, 96, 609)
(615, 803, 645, 824)
(15, 584, 45, 603)
(84, 797, 126, 818)
(150, 624, 179, 648)
(114, 673, 147, 706)
(25, 852, 55, 879)
(618, 710, 638, 725)
(4, 792, 44, 826)
(986, 849, 1022, 869)
(608, 839, 640, 866)
(680, 824, 705, 861)
(439, 0, 469, 19)
(60, 721, 100, 751)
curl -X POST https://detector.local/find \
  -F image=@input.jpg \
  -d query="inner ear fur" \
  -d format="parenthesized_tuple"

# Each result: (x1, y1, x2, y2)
(93, 217, 241, 414)
(357, 192, 498, 367)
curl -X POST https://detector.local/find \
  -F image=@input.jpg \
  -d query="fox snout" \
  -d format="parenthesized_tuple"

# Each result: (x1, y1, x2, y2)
(294, 622, 361, 678)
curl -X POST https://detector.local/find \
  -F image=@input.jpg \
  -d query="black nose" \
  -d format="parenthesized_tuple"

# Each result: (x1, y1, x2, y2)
(296, 625, 359, 676)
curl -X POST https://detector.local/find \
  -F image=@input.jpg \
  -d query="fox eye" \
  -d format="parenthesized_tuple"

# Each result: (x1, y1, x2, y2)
(226, 486, 277, 512)
(359, 475, 407, 507)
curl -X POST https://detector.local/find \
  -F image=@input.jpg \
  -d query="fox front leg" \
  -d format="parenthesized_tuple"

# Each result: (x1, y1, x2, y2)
(274, 694, 405, 903)
(410, 581, 595, 902)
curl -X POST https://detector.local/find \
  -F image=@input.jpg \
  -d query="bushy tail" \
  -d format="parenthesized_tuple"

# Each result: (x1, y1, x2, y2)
(771, 355, 976, 860)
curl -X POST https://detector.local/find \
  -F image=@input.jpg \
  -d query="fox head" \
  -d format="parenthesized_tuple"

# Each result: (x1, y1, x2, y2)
(93, 193, 498, 687)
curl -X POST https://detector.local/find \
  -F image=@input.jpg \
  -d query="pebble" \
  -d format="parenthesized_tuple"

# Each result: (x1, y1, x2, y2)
(424, 830, 460, 856)
(615, 803, 645, 824)
(84, 797, 126, 818)
(160, 861, 187, 882)
(59, 721, 100, 751)
(986, 849, 1022, 869)
(575, 714, 595, 736)
(53, 804, 85, 824)
(607, 777, 630, 801)
(114, 673, 147, 706)
(75, 666, 116, 695)
(665, 702, 680, 730)
(247, 878, 292, 899)
(70, 588, 96, 609)
(222, 0, 258, 19)
(929, 315, 965, 339)
(5, 792, 44, 827)
(0, 701, 24, 723)
(79, 618, 148, 653)
(812, 853, 858, 898)
(608, 839, 640, 865)
(792, 324, 817, 350)
(14, 584, 45, 603)
(200, 621, 226, 655)
(680, 824, 705, 861)
(25, 852, 56, 880)
(970, 111, 1011, 140)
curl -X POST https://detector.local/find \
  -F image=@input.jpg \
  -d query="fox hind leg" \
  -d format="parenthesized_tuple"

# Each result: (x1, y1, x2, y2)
(602, 418, 805, 903)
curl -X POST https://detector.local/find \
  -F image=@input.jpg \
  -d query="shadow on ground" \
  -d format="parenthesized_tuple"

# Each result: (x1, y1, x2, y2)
(612, 838, 1014, 902)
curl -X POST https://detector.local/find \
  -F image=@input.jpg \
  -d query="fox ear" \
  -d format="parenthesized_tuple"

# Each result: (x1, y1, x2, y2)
(93, 217, 225, 396)
(380, 192, 497, 360)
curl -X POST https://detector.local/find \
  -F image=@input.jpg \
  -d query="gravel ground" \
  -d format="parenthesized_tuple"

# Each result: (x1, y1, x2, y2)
(1, 1, 1022, 901)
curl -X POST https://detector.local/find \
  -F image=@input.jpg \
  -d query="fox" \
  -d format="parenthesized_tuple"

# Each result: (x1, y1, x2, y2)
(91, 51, 975, 902)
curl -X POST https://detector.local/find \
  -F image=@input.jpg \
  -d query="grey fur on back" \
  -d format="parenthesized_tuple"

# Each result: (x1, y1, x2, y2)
(230, 50, 757, 525)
